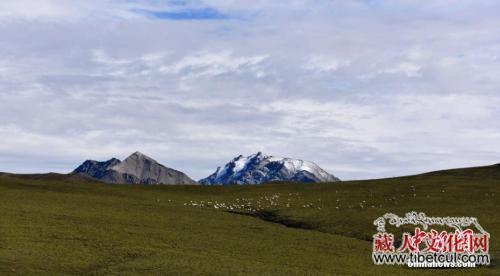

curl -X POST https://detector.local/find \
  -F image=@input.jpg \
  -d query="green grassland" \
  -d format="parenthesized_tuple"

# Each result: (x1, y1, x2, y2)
(0, 164, 499, 275)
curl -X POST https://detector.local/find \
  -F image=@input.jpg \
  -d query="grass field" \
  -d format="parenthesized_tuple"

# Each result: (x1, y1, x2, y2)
(0, 164, 499, 275)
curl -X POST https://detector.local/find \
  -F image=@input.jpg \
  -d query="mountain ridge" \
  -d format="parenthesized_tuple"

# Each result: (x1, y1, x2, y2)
(73, 152, 197, 185)
(200, 152, 340, 185)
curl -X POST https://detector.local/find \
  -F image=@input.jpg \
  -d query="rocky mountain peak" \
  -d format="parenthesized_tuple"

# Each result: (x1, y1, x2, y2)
(199, 153, 340, 185)
(73, 152, 197, 185)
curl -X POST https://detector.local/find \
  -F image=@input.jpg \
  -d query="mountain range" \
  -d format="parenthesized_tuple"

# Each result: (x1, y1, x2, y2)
(73, 151, 339, 185)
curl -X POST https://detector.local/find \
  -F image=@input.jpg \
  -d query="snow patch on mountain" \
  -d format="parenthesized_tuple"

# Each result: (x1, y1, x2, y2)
(199, 152, 340, 185)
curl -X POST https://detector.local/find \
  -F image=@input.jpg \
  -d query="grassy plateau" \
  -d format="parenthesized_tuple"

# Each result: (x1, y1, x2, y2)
(0, 164, 499, 275)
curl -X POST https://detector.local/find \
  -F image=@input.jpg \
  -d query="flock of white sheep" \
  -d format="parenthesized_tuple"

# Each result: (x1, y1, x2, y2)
(182, 192, 324, 212)
(175, 185, 468, 213)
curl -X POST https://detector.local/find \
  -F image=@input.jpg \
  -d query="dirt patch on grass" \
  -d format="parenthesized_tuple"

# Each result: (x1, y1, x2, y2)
(228, 210, 317, 231)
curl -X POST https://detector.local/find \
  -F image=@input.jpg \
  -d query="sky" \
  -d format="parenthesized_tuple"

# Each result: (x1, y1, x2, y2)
(1, 0, 500, 180)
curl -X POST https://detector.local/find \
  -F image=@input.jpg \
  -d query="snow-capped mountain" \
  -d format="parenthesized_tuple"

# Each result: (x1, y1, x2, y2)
(73, 152, 197, 185)
(199, 152, 340, 185)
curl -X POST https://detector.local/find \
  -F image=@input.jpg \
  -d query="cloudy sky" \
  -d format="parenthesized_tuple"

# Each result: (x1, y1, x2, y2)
(1, 0, 500, 180)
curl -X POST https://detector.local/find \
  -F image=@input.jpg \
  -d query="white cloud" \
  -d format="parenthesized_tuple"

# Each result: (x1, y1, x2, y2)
(1, 0, 500, 180)
(90, 49, 268, 79)
(92, 49, 133, 66)
(0, 0, 77, 20)
(383, 62, 422, 78)
(304, 55, 351, 73)
(159, 51, 269, 78)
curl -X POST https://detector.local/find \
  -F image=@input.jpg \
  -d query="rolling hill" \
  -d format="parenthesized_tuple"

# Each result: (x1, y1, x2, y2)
(0, 164, 499, 275)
